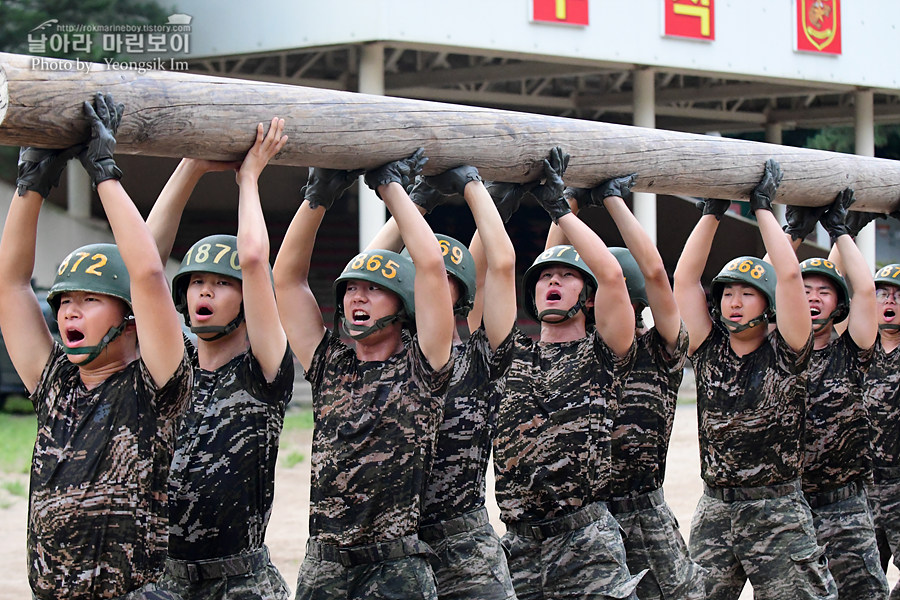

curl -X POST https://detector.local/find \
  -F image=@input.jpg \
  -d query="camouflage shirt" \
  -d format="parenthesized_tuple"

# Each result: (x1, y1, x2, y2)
(492, 326, 635, 523)
(691, 322, 812, 488)
(167, 344, 294, 559)
(801, 331, 873, 495)
(421, 327, 503, 526)
(306, 330, 451, 546)
(609, 323, 688, 498)
(865, 337, 900, 471)
(28, 342, 191, 600)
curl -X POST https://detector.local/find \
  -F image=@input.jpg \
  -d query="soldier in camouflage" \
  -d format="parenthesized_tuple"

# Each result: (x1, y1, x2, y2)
(366, 166, 518, 599)
(866, 263, 900, 599)
(0, 92, 191, 599)
(785, 191, 888, 599)
(559, 175, 706, 600)
(147, 119, 294, 599)
(273, 150, 456, 600)
(491, 148, 644, 600)
(673, 160, 837, 599)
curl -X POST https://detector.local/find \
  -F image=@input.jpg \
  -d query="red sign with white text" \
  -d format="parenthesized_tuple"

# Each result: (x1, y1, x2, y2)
(664, 0, 715, 41)
(532, 0, 589, 26)
(796, 0, 841, 54)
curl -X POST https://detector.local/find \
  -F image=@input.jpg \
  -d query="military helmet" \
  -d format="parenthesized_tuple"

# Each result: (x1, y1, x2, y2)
(523, 245, 598, 322)
(171, 234, 242, 318)
(333, 250, 416, 320)
(711, 256, 777, 317)
(48, 243, 131, 314)
(874, 264, 900, 290)
(800, 257, 850, 323)
(609, 247, 648, 311)
(401, 234, 476, 316)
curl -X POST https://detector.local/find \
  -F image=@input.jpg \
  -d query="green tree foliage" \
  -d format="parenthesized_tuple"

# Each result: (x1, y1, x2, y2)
(805, 124, 900, 159)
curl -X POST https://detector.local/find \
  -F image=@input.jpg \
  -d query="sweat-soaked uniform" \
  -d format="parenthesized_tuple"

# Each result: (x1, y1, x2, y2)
(28, 342, 191, 600)
(492, 326, 644, 600)
(865, 336, 900, 599)
(688, 322, 836, 600)
(295, 330, 451, 600)
(608, 324, 706, 600)
(418, 327, 515, 600)
(157, 344, 295, 599)
(802, 330, 887, 599)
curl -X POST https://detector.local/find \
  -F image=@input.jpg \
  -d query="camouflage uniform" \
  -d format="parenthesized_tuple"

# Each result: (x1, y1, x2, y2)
(419, 328, 515, 600)
(28, 342, 192, 600)
(156, 345, 294, 599)
(802, 330, 887, 598)
(492, 326, 643, 600)
(689, 322, 837, 600)
(864, 336, 900, 599)
(295, 330, 451, 600)
(608, 324, 706, 600)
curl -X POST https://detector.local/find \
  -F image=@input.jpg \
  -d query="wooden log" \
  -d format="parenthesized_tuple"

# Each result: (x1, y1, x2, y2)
(2, 52, 899, 211)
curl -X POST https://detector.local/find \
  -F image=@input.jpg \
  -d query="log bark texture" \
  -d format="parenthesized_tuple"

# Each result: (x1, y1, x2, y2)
(2, 52, 899, 211)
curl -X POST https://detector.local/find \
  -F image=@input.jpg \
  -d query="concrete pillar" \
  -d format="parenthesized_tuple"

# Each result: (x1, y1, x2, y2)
(855, 88, 876, 271)
(66, 159, 92, 219)
(765, 122, 786, 224)
(357, 42, 386, 251)
(632, 67, 656, 245)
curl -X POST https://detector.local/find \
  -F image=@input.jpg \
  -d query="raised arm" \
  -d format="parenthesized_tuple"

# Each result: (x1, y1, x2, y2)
(234, 118, 289, 380)
(820, 189, 877, 350)
(673, 199, 729, 354)
(79, 92, 184, 386)
(749, 160, 810, 351)
(366, 150, 454, 370)
(146, 158, 240, 264)
(0, 147, 77, 390)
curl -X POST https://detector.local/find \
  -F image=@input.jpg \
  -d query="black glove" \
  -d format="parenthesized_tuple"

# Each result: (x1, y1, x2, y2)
(695, 198, 731, 221)
(16, 145, 82, 198)
(485, 181, 534, 224)
(562, 187, 591, 210)
(844, 210, 883, 238)
(302, 167, 363, 211)
(424, 165, 481, 196)
(364, 148, 428, 198)
(589, 173, 637, 207)
(408, 176, 448, 214)
(531, 146, 571, 224)
(749, 159, 783, 213)
(783, 204, 829, 241)
(820, 188, 855, 245)
(78, 91, 124, 188)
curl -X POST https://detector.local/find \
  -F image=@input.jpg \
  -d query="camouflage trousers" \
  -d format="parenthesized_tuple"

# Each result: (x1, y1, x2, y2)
(295, 535, 438, 599)
(418, 507, 517, 600)
(500, 502, 644, 600)
(609, 487, 706, 600)
(868, 474, 900, 600)
(113, 581, 183, 600)
(689, 480, 837, 600)
(155, 546, 290, 600)
(806, 482, 889, 600)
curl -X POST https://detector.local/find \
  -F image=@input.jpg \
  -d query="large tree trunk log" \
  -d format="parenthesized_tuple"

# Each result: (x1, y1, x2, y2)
(1, 52, 899, 211)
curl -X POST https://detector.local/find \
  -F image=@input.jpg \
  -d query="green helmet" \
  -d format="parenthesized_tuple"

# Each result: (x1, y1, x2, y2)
(401, 234, 476, 316)
(800, 257, 850, 324)
(171, 234, 242, 317)
(711, 256, 777, 331)
(874, 264, 900, 289)
(48, 243, 133, 364)
(523, 245, 598, 323)
(333, 250, 416, 338)
(48, 243, 131, 314)
(609, 247, 648, 311)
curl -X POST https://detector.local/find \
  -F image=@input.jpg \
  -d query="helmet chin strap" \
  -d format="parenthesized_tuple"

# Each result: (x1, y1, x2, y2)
(718, 312, 770, 334)
(811, 307, 845, 333)
(190, 306, 245, 342)
(879, 322, 900, 332)
(537, 288, 590, 323)
(63, 316, 133, 365)
(341, 313, 403, 340)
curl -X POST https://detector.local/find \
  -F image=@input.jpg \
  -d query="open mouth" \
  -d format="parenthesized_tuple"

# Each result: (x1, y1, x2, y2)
(351, 309, 370, 324)
(194, 303, 214, 321)
(884, 308, 896, 321)
(728, 312, 743, 322)
(65, 328, 85, 346)
(810, 307, 821, 318)
(546, 290, 562, 302)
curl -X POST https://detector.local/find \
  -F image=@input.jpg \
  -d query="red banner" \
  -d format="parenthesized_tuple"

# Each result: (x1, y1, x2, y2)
(532, 0, 589, 26)
(796, 0, 841, 54)
(664, 0, 715, 41)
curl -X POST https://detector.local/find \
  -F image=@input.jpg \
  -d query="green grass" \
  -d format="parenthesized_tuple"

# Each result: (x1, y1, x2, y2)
(282, 450, 306, 469)
(1, 480, 27, 497)
(283, 409, 314, 432)
(0, 411, 36, 475)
